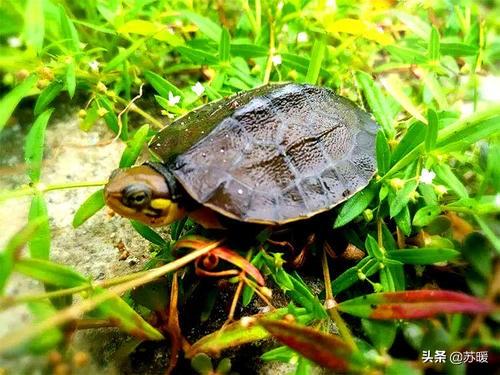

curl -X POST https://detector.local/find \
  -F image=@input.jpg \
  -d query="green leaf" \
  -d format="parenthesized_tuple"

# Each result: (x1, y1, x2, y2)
(26, 302, 63, 354)
(434, 164, 468, 198)
(381, 75, 426, 123)
(24, 109, 54, 182)
(130, 220, 167, 246)
(395, 205, 411, 236)
(425, 109, 438, 152)
(355, 71, 394, 138)
(66, 60, 76, 98)
(413, 205, 441, 227)
(376, 131, 391, 175)
(144, 71, 183, 98)
(183, 11, 222, 41)
(191, 353, 214, 374)
(361, 319, 397, 351)
(428, 26, 440, 61)
(420, 70, 448, 109)
(391, 122, 426, 164)
(58, 5, 80, 52)
(187, 308, 306, 357)
(92, 288, 164, 340)
(119, 124, 150, 168)
(0, 74, 38, 133)
(437, 113, 500, 152)
(15, 258, 88, 288)
(334, 183, 376, 228)
(365, 235, 384, 259)
(462, 233, 492, 279)
(72, 189, 105, 228)
(176, 46, 218, 65)
(219, 27, 231, 62)
(24, 0, 45, 52)
(331, 256, 375, 294)
(305, 36, 326, 84)
(387, 248, 460, 264)
(0, 219, 44, 294)
(440, 43, 478, 57)
(390, 180, 418, 218)
(96, 96, 121, 137)
(231, 44, 268, 58)
(104, 39, 145, 72)
(116, 20, 183, 46)
(34, 81, 63, 116)
(28, 193, 51, 259)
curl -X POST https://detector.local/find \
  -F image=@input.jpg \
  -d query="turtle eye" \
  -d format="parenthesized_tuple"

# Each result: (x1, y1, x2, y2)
(122, 184, 152, 208)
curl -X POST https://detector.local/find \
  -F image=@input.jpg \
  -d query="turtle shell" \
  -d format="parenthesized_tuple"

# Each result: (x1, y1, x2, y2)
(150, 84, 378, 224)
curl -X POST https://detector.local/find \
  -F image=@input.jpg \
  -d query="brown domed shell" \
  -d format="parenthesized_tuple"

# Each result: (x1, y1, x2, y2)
(151, 84, 378, 224)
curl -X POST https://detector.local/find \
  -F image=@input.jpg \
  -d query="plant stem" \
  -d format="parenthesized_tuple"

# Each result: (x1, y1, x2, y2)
(321, 248, 358, 351)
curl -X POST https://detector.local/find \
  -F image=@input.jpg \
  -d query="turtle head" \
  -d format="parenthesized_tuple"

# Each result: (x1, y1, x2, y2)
(104, 163, 185, 226)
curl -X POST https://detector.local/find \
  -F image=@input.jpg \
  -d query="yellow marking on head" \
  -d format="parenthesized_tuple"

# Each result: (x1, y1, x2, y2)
(165, 201, 185, 224)
(151, 198, 172, 210)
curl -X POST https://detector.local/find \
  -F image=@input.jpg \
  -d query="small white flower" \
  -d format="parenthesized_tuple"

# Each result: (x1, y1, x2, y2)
(277, 1, 284, 10)
(420, 168, 436, 184)
(191, 82, 205, 96)
(297, 32, 309, 43)
(88, 60, 100, 72)
(495, 194, 500, 208)
(8, 36, 22, 48)
(272, 54, 282, 66)
(167, 91, 181, 106)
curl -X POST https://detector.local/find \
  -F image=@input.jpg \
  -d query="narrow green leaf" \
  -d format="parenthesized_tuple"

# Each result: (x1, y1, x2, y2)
(425, 109, 438, 152)
(436, 106, 500, 151)
(66, 60, 76, 98)
(176, 46, 219, 65)
(183, 11, 222, 41)
(24, 0, 45, 52)
(376, 131, 391, 175)
(72, 189, 105, 228)
(390, 180, 418, 218)
(440, 43, 478, 57)
(391, 122, 426, 164)
(24, 109, 54, 182)
(413, 205, 441, 227)
(387, 248, 459, 264)
(96, 97, 121, 137)
(119, 124, 150, 168)
(219, 27, 231, 62)
(144, 71, 183, 98)
(428, 26, 440, 61)
(0, 75, 38, 132)
(26, 302, 63, 354)
(104, 40, 144, 72)
(365, 235, 384, 259)
(395, 205, 411, 236)
(92, 288, 164, 340)
(0, 219, 44, 294)
(334, 184, 376, 228)
(231, 43, 268, 58)
(34, 81, 63, 116)
(28, 193, 51, 259)
(434, 164, 468, 198)
(130, 220, 167, 246)
(58, 5, 80, 52)
(382, 74, 426, 123)
(15, 258, 88, 287)
(331, 256, 375, 295)
(361, 319, 397, 351)
(305, 36, 326, 84)
(355, 71, 394, 138)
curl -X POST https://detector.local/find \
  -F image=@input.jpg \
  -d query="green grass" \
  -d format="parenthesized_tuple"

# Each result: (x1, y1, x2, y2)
(0, 0, 499, 373)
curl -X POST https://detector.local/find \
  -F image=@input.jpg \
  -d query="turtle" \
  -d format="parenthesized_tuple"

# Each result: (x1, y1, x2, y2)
(104, 83, 378, 229)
